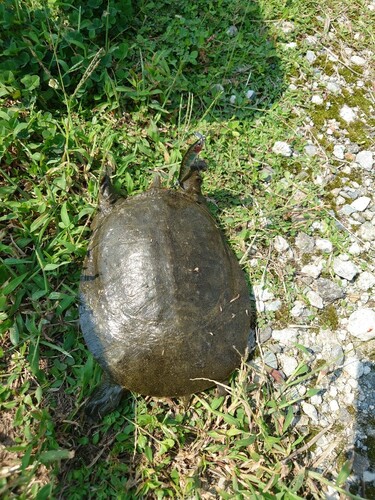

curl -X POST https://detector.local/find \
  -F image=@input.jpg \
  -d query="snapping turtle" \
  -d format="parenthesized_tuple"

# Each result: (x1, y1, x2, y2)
(80, 136, 252, 418)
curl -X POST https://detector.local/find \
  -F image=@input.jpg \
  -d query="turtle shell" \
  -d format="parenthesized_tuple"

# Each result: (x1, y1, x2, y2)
(80, 187, 251, 397)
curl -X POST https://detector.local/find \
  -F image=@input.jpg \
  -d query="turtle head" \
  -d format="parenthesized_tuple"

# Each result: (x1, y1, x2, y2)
(179, 133, 207, 197)
(180, 159, 207, 198)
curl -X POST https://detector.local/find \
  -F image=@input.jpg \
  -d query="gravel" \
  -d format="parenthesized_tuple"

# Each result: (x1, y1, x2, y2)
(251, 14, 375, 491)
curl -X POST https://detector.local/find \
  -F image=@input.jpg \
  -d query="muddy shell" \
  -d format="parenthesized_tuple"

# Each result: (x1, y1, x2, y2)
(80, 185, 252, 397)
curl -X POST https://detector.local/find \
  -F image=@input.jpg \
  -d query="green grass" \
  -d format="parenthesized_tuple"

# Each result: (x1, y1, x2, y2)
(0, 0, 373, 498)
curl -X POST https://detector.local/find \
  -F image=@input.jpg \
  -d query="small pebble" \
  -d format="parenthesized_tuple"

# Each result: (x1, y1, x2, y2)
(357, 272, 375, 291)
(329, 400, 340, 412)
(306, 290, 324, 309)
(358, 221, 375, 241)
(290, 301, 307, 317)
(264, 300, 282, 312)
(226, 25, 238, 36)
(356, 151, 373, 171)
(311, 95, 323, 105)
(310, 394, 322, 405)
(272, 141, 293, 157)
(281, 21, 295, 33)
(212, 83, 224, 94)
(343, 356, 365, 378)
(339, 104, 357, 123)
(274, 235, 290, 252)
(302, 402, 319, 422)
(333, 144, 345, 159)
(348, 308, 375, 341)
(315, 238, 333, 253)
(326, 81, 341, 93)
(305, 50, 316, 63)
(350, 55, 366, 66)
(301, 263, 322, 279)
(253, 285, 274, 301)
(245, 89, 256, 100)
(351, 196, 371, 211)
(305, 144, 318, 156)
(295, 232, 315, 253)
(348, 242, 363, 255)
(263, 350, 278, 369)
(315, 277, 344, 303)
(272, 328, 299, 345)
(278, 354, 298, 377)
(333, 256, 359, 281)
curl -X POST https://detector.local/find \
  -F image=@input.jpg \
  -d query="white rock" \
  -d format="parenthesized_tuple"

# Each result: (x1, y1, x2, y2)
(343, 356, 365, 378)
(357, 271, 375, 291)
(348, 378, 358, 389)
(245, 89, 256, 100)
(253, 285, 274, 301)
(350, 196, 371, 211)
(356, 150, 374, 170)
(351, 55, 366, 66)
(329, 386, 338, 397)
(278, 354, 298, 377)
(305, 144, 318, 157)
(263, 350, 278, 369)
(281, 21, 295, 33)
(311, 95, 323, 105)
(226, 25, 238, 36)
(302, 402, 319, 422)
(299, 386, 307, 396)
(301, 263, 322, 279)
(264, 300, 282, 312)
(284, 42, 297, 49)
(306, 50, 316, 63)
(339, 104, 357, 123)
(272, 328, 299, 345)
(326, 81, 341, 93)
(310, 394, 322, 405)
(272, 141, 293, 157)
(348, 242, 363, 255)
(358, 221, 375, 241)
(340, 204, 356, 216)
(229, 94, 237, 104)
(329, 400, 340, 412)
(315, 238, 333, 253)
(348, 308, 375, 341)
(333, 144, 345, 159)
(305, 35, 318, 45)
(212, 83, 224, 94)
(307, 290, 324, 309)
(291, 301, 307, 317)
(274, 235, 290, 252)
(333, 256, 359, 281)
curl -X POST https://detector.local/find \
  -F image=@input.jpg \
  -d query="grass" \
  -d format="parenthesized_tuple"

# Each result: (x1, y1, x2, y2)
(0, 0, 373, 498)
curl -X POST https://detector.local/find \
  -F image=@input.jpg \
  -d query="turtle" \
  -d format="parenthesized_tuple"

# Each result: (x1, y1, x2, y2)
(79, 135, 253, 419)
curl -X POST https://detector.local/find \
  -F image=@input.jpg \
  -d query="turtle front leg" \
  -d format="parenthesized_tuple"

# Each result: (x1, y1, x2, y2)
(85, 372, 126, 421)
